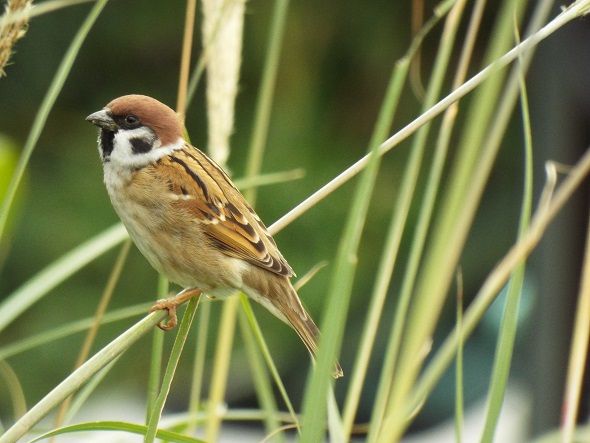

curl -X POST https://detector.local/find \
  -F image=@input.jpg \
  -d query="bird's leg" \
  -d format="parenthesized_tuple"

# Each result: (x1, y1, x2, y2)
(150, 287, 202, 331)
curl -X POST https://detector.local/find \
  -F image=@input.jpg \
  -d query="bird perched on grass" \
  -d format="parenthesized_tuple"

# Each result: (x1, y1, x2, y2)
(87, 94, 343, 378)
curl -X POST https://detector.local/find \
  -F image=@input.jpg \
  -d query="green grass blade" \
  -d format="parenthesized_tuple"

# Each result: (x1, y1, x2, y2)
(0, 303, 148, 360)
(455, 274, 464, 443)
(146, 275, 168, 422)
(186, 301, 210, 435)
(28, 420, 206, 443)
(239, 295, 299, 429)
(0, 0, 108, 241)
(0, 311, 168, 443)
(0, 223, 128, 335)
(145, 297, 200, 443)
(206, 294, 239, 441)
(0, 359, 26, 422)
(243, 0, 290, 204)
(63, 357, 120, 424)
(300, 32, 405, 442)
(366, 0, 471, 438)
(269, 0, 585, 238)
(342, 6, 460, 439)
(479, 25, 534, 442)
(340, 57, 410, 440)
(237, 308, 283, 441)
(377, 0, 532, 438)
(407, 148, 590, 429)
(53, 238, 132, 429)
(233, 169, 305, 191)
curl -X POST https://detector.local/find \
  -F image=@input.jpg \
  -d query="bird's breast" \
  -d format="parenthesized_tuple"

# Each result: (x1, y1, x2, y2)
(102, 166, 246, 291)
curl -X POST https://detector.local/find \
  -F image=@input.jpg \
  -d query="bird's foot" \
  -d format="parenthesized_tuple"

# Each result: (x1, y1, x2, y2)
(150, 288, 202, 331)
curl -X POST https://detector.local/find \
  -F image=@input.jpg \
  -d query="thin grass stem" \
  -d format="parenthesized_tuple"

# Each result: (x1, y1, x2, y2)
(270, 0, 588, 236)
(560, 217, 590, 443)
(343, 3, 459, 438)
(53, 239, 131, 431)
(0, 0, 94, 30)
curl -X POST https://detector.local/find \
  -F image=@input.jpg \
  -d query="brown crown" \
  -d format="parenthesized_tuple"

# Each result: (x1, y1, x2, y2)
(106, 95, 183, 146)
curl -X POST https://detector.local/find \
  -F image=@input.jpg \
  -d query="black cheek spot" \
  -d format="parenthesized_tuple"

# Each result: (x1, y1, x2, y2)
(130, 137, 153, 154)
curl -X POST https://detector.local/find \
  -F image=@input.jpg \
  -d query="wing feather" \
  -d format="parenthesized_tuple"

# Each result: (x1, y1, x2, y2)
(156, 145, 294, 277)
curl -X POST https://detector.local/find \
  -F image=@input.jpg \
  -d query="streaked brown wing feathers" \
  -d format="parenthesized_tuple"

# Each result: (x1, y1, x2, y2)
(158, 145, 294, 277)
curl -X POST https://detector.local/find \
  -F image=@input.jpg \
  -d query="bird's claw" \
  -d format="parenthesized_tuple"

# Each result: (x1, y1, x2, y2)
(150, 298, 179, 331)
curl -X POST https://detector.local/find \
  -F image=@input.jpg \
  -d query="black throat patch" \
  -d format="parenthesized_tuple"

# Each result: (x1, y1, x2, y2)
(100, 129, 116, 160)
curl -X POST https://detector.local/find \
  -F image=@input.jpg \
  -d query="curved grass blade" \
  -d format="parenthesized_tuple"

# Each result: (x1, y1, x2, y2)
(300, 26, 407, 443)
(0, 223, 128, 335)
(0, 359, 26, 421)
(479, 22, 534, 441)
(145, 297, 200, 443)
(28, 420, 206, 443)
(0, 0, 108, 241)
(237, 308, 283, 441)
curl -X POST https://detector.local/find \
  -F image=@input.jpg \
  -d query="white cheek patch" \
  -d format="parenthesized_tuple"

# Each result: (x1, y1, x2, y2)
(109, 129, 185, 170)
(109, 127, 158, 168)
(103, 133, 185, 191)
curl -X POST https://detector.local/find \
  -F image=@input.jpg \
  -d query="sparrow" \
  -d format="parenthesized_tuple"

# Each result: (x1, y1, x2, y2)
(86, 94, 343, 378)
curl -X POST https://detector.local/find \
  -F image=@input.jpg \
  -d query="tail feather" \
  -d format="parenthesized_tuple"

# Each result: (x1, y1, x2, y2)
(286, 302, 344, 379)
(243, 269, 343, 378)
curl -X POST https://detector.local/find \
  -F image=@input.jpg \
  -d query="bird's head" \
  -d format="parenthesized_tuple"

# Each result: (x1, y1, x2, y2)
(86, 95, 184, 167)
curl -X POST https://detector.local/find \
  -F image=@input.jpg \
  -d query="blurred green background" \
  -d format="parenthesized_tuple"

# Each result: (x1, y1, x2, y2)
(0, 0, 589, 439)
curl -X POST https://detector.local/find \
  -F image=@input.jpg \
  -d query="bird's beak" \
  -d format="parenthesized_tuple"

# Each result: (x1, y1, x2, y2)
(86, 109, 116, 130)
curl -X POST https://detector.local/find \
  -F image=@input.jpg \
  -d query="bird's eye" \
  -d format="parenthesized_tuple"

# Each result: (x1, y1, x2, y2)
(125, 115, 139, 126)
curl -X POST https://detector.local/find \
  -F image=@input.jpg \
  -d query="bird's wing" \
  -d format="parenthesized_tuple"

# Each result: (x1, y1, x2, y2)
(155, 144, 294, 277)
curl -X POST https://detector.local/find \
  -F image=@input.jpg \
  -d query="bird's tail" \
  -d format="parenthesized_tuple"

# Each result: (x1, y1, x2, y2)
(244, 271, 343, 379)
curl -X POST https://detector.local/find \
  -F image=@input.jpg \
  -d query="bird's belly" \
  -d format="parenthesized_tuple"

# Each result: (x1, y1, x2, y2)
(107, 189, 244, 292)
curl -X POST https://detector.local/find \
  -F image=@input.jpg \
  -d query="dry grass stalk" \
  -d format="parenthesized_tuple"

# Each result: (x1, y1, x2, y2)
(202, 0, 246, 166)
(0, 0, 32, 77)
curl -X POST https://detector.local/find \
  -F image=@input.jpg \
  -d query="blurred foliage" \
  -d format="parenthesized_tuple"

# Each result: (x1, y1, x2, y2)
(0, 0, 558, 434)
